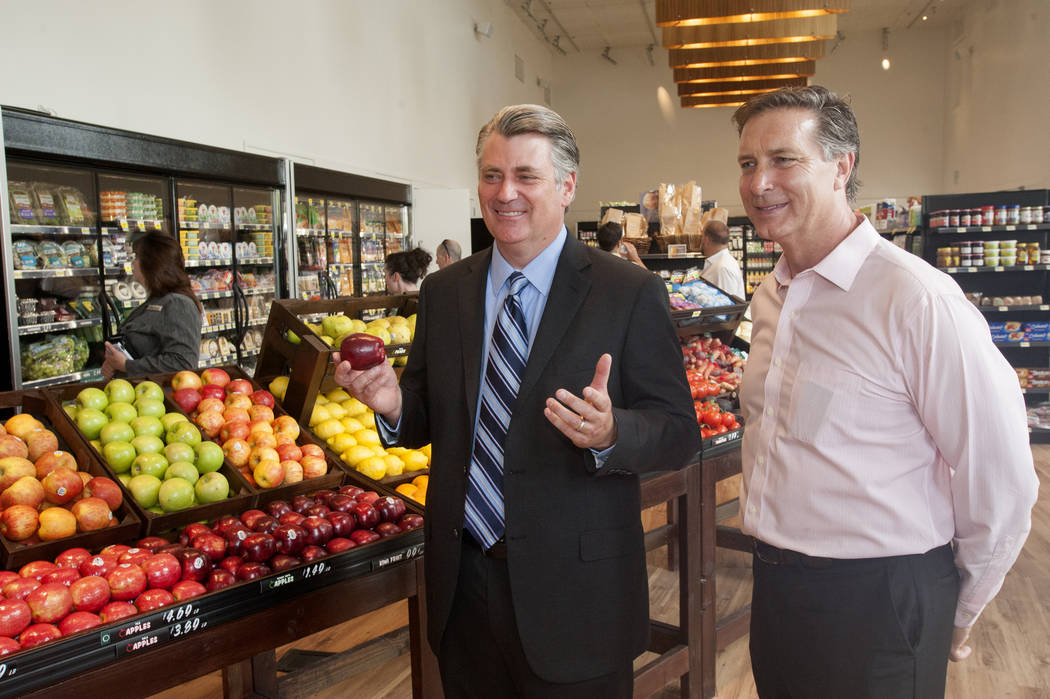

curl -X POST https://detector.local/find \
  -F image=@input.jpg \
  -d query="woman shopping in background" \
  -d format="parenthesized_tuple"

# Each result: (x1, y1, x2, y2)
(385, 247, 432, 294)
(101, 232, 203, 378)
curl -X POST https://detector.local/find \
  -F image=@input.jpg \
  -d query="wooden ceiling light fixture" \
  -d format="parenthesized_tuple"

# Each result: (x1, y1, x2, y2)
(656, 0, 850, 28)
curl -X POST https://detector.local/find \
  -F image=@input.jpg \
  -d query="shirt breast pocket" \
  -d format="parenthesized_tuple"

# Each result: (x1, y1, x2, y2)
(787, 364, 861, 447)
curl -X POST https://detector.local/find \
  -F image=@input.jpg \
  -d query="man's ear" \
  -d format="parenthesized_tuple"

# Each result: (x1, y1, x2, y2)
(835, 152, 855, 192)
(561, 171, 577, 206)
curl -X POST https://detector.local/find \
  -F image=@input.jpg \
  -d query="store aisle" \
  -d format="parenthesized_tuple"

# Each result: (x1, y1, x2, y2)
(152, 448, 1050, 699)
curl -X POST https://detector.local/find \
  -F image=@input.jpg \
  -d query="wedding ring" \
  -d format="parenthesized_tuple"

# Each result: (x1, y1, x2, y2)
(578, 417, 586, 431)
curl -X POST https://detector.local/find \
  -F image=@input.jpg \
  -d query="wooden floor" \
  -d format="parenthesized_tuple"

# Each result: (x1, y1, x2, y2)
(153, 448, 1050, 698)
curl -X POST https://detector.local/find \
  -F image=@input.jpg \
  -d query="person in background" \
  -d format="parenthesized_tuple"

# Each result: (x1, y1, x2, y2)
(596, 220, 646, 268)
(334, 103, 698, 697)
(698, 219, 744, 299)
(101, 232, 202, 378)
(435, 238, 462, 269)
(735, 85, 1039, 698)
(385, 247, 432, 294)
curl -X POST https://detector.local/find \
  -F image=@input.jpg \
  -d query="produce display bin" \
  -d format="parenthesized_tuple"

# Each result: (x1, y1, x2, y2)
(41, 380, 255, 537)
(253, 295, 417, 425)
(0, 390, 142, 569)
(155, 366, 345, 501)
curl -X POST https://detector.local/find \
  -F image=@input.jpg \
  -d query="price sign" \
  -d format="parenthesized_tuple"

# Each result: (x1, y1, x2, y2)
(161, 603, 200, 624)
(373, 543, 425, 570)
(981, 226, 991, 232)
(168, 616, 208, 639)
(299, 561, 333, 581)
(136, 220, 146, 231)
(0, 662, 18, 680)
(1005, 225, 1017, 231)
(262, 572, 296, 592)
(1025, 265, 1035, 271)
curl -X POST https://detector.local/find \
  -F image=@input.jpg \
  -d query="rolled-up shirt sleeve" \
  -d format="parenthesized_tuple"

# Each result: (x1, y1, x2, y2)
(909, 292, 1040, 627)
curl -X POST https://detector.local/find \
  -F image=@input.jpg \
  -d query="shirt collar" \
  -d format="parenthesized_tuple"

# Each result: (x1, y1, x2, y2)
(772, 214, 878, 292)
(489, 226, 567, 297)
(706, 247, 731, 264)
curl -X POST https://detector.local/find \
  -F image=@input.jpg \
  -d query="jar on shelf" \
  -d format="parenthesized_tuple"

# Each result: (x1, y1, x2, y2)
(949, 210, 961, 227)
(995, 206, 1008, 226)
(930, 210, 949, 228)
(1021, 206, 1033, 224)
(981, 206, 995, 226)
(1007, 204, 1021, 225)
(971, 208, 983, 226)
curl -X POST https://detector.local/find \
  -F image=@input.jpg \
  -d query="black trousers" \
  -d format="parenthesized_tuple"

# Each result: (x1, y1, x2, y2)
(750, 541, 958, 699)
(437, 535, 633, 699)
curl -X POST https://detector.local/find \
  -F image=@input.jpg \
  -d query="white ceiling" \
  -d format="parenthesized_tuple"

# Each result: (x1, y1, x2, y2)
(508, 0, 961, 54)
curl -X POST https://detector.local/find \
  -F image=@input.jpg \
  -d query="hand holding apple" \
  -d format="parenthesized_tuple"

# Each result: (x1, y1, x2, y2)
(332, 352, 402, 425)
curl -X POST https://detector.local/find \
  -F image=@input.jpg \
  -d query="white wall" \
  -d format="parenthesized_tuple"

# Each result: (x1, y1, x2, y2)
(0, 0, 555, 236)
(552, 23, 951, 226)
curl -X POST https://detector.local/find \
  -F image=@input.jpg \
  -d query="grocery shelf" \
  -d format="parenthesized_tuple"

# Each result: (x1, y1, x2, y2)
(994, 341, 1050, 348)
(17, 317, 102, 336)
(179, 222, 230, 231)
(941, 264, 1050, 274)
(1020, 387, 1050, 394)
(242, 286, 276, 296)
(641, 252, 705, 260)
(109, 219, 165, 233)
(202, 322, 235, 335)
(979, 304, 1050, 313)
(198, 289, 234, 300)
(238, 256, 275, 266)
(186, 258, 233, 268)
(296, 228, 325, 237)
(932, 223, 1050, 234)
(10, 224, 95, 237)
(236, 223, 274, 231)
(22, 367, 103, 388)
(12, 267, 97, 279)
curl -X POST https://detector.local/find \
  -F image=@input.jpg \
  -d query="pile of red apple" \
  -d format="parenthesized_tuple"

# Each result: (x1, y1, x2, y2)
(0, 414, 124, 544)
(682, 336, 744, 395)
(170, 369, 328, 489)
(173, 484, 422, 590)
(0, 543, 210, 655)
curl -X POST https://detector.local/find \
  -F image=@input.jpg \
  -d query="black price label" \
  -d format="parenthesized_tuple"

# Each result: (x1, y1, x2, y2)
(298, 561, 332, 580)
(105, 618, 156, 643)
(262, 572, 297, 591)
(161, 603, 200, 624)
(0, 662, 18, 680)
(373, 543, 424, 570)
(168, 616, 208, 639)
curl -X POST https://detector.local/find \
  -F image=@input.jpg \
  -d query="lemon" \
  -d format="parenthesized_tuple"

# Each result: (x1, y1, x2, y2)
(357, 456, 387, 480)
(386, 446, 409, 456)
(342, 397, 369, 418)
(403, 451, 429, 472)
(369, 317, 391, 329)
(328, 432, 358, 453)
(324, 402, 347, 420)
(358, 412, 376, 429)
(350, 318, 368, 333)
(370, 445, 387, 457)
(421, 444, 432, 459)
(315, 395, 329, 404)
(269, 376, 289, 401)
(326, 388, 351, 403)
(340, 417, 365, 433)
(308, 404, 331, 426)
(353, 429, 381, 446)
(384, 454, 405, 477)
(342, 445, 375, 467)
(314, 418, 344, 440)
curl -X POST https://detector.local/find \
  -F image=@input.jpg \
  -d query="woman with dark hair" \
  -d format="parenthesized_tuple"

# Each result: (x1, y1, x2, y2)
(385, 247, 432, 293)
(101, 233, 203, 378)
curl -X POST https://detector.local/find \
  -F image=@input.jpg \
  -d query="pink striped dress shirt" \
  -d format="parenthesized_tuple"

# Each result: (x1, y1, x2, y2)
(740, 216, 1040, 627)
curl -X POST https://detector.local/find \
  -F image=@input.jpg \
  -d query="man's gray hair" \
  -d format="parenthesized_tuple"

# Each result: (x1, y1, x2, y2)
(732, 85, 861, 202)
(476, 104, 580, 189)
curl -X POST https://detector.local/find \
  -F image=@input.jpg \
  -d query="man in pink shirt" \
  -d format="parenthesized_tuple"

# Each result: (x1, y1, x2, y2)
(735, 85, 1039, 697)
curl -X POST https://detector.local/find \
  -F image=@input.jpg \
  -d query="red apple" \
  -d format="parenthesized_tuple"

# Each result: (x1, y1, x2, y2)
(301, 516, 334, 547)
(41, 568, 81, 587)
(278, 511, 306, 527)
(221, 526, 250, 556)
(141, 554, 181, 590)
(326, 511, 357, 538)
(180, 522, 214, 546)
(33, 451, 77, 479)
(219, 421, 251, 443)
(174, 549, 211, 583)
(195, 410, 225, 439)
(2, 577, 40, 601)
(200, 383, 226, 401)
(191, 533, 228, 563)
(99, 601, 138, 623)
(136, 536, 170, 553)
(118, 548, 152, 567)
(100, 544, 131, 558)
(239, 509, 268, 529)
(250, 514, 278, 534)
(201, 368, 231, 388)
(374, 496, 407, 523)
(206, 569, 236, 591)
(218, 555, 244, 575)
(0, 637, 20, 656)
(41, 466, 84, 505)
(72, 496, 113, 532)
(272, 524, 307, 556)
(340, 333, 386, 370)
(106, 564, 148, 601)
(300, 444, 325, 459)
(300, 455, 328, 479)
(69, 576, 110, 613)
(264, 499, 292, 518)
(274, 443, 303, 463)
(135, 589, 175, 612)
(222, 439, 251, 468)
(0, 572, 18, 589)
(355, 490, 381, 505)
(171, 580, 206, 601)
(338, 485, 365, 499)
(303, 503, 330, 518)
(326, 537, 356, 554)
(2, 475, 46, 509)
(197, 396, 225, 414)
(269, 554, 302, 572)
(240, 532, 276, 563)
(312, 490, 335, 506)
(398, 513, 424, 531)
(227, 378, 253, 395)
(172, 388, 203, 414)
(300, 545, 326, 562)
(327, 494, 357, 514)
(375, 521, 401, 538)
(235, 562, 271, 581)
(78, 555, 118, 579)
(19, 623, 61, 648)
(85, 476, 123, 510)
(248, 405, 275, 424)
(0, 504, 40, 541)
(19, 560, 57, 582)
(352, 502, 380, 529)
(59, 610, 102, 635)
(171, 370, 204, 391)
(26, 583, 73, 624)
(222, 407, 250, 424)
(210, 516, 240, 537)
(349, 529, 381, 546)
(0, 598, 32, 638)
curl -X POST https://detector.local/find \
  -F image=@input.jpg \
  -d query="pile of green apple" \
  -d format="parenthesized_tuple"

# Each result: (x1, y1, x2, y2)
(63, 380, 230, 514)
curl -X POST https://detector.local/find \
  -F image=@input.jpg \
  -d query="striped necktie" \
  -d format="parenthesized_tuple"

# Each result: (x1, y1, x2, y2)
(464, 271, 529, 549)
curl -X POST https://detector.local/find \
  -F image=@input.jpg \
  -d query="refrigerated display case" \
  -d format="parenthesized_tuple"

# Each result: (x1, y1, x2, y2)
(0, 106, 287, 389)
(287, 163, 411, 302)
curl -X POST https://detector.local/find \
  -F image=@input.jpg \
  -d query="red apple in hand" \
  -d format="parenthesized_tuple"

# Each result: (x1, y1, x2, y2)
(340, 333, 386, 370)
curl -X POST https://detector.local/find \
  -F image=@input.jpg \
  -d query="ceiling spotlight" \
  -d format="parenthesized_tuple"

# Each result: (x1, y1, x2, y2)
(922, 14, 928, 20)
(881, 27, 891, 70)
(602, 46, 618, 65)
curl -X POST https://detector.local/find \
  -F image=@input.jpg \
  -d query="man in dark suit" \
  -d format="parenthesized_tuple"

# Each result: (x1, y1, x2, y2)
(334, 104, 699, 697)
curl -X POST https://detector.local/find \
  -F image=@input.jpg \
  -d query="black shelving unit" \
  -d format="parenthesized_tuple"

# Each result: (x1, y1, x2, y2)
(921, 189, 1050, 442)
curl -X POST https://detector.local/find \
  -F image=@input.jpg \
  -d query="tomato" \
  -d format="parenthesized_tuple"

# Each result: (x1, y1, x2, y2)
(715, 425, 728, 434)
(721, 412, 737, 428)
(703, 411, 721, 428)
(700, 427, 713, 439)
(726, 419, 740, 430)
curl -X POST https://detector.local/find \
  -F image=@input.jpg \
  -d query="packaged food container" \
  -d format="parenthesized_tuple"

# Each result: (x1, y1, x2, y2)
(961, 253, 974, 266)
(1000, 240, 1017, 252)
(930, 210, 950, 228)
(1007, 205, 1021, 225)
(971, 208, 983, 226)
(984, 254, 1000, 266)
(961, 210, 972, 227)
(950, 210, 961, 227)
(1021, 206, 1033, 224)
(983, 239, 999, 250)
(1042, 251, 1050, 265)
(995, 206, 1008, 226)
(1002, 254, 1017, 266)
(959, 241, 973, 254)
(1017, 248, 1028, 265)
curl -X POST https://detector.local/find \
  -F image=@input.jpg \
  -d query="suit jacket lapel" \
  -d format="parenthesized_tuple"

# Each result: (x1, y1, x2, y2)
(517, 238, 591, 404)
(459, 248, 492, 426)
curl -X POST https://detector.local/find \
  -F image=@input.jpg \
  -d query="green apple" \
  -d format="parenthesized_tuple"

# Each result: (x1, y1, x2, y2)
(194, 472, 229, 503)
(90, 440, 102, 452)
(103, 440, 137, 473)
(163, 442, 196, 465)
(134, 380, 164, 402)
(166, 421, 202, 448)
(134, 398, 166, 419)
(130, 434, 165, 456)
(100, 421, 136, 445)
(147, 505, 165, 514)
(158, 477, 195, 512)
(63, 403, 78, 420)
(160, 412, 189, 432)
(117, 473, 132, 487)
(194, 441, 224, 474)
(128, 474, 163, 508)
(165, 461, 199, 484)
(106, 401, 138, 423)
(77, 387, 109, 412)
(131, 452, 169, 479)
(104, 379, 136, 405)
(130, 415, 164, 438)
(76, 408, 109, 440)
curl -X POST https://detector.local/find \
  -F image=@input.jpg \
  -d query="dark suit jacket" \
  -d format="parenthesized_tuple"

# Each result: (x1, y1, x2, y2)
(393, 236, 700, 683)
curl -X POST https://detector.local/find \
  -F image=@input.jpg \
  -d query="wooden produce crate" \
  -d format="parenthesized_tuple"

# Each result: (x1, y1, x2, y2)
(0, 390, 142, 570)
(42, 380, 256, 537)
(253, 295, 418, 426)
(155, 366, 345, 502)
